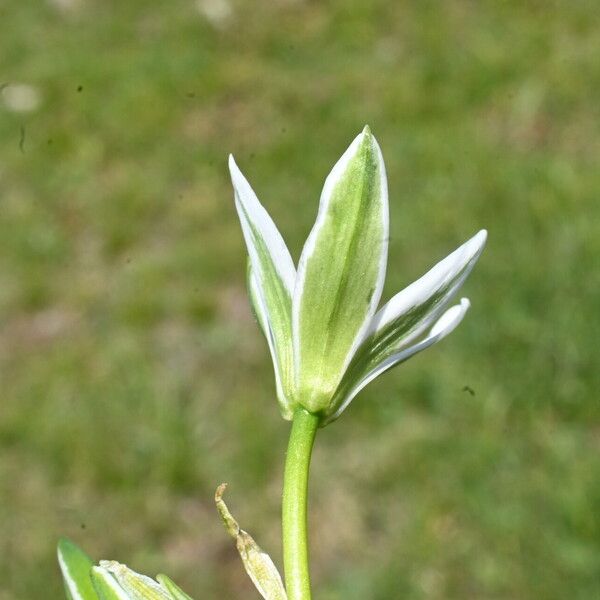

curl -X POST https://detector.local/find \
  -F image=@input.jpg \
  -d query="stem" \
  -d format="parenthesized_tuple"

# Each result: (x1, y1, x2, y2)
(282, 408, 320, 600)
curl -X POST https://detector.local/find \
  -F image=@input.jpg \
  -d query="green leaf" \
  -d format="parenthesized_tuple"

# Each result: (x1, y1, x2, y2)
(156, 575, 194, 600)
(293, 126, 388, 413)
(90, 567, 130, 600)
(215, 484, 288, 600)
(230, 156, 296, 418)
(57, 538, 98, 600)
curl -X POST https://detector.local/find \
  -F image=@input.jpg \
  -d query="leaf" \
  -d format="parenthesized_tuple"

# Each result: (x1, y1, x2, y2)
(90, 567, 131, 600)
(293, 126, 389, 412)
(156, 575, 194, 600)
(57, 538, 98, 600)
(325, 299, 472, 424)
(230, 156, 296, 417)
(215, 484, 287, 600)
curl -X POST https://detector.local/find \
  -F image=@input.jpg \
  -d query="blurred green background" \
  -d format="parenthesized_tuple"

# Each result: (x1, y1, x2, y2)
(1, 1, 599, 598)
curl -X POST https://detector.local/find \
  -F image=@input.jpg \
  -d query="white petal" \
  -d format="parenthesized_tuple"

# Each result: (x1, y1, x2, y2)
(368, 229, 486, 340)
(323, 231, 485, 423)
(100, 561, 171, 599)
(430, 297, 470, 338)
(291, 127, 389, 411)
(230, 156, 296, 417)
(229, 155, 295, 293)
(249, 268, 294, 419)
(324, 298, 471, 424)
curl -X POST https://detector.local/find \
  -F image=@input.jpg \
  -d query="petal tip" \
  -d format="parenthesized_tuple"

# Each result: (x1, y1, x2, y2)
(348, 125, 374, 155)
(430, 298, 470, 338)
(469, 228, 487, 247)
(462, 229, 487, 260)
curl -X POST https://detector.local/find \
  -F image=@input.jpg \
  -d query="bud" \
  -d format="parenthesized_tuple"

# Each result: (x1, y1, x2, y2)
(57, 538, 195, 600)
(230, 127, 487, 423)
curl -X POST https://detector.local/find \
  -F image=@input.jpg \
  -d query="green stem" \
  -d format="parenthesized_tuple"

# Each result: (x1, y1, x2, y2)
(282, 408, 320, 600)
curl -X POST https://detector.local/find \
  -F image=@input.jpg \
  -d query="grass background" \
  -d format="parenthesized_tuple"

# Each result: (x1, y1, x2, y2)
(1, 1, 599, 598)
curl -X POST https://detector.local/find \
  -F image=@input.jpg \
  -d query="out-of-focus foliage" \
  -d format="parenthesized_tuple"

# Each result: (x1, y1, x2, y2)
(0, 1, 598, 598)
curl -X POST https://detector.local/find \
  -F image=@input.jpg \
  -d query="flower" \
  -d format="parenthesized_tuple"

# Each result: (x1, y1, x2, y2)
(59, 517, 285, 600)
(57, 538, 194, 600)
(92, 561, 192, 600)
(230, 126, 486, 425)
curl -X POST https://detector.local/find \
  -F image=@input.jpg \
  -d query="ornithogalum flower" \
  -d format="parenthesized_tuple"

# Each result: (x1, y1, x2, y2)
(230, 126, 487, 425)
(57, 538, 195, 600)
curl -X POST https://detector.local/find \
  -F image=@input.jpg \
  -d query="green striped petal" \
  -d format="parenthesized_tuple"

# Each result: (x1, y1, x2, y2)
(349, 230, 486, 379)
(248, 262, 293, 419)
(156, 575, 194, 600)
(367, 230, 486, 346)
(293, 126, 388, 413)
(324, 230, 486, 423)
(57, 538, 98, 600)
(325, 298, 472, 424)
(230, 156, 296, 418)
(90, 567, 130, 600)
(247, 260, 268, 337)
(98, 562, 171, 600)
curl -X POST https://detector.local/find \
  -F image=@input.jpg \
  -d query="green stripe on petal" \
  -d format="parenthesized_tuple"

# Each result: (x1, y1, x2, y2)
(326, 230, 486, 420)
(325, 298, 471, 424)
(99, 561, 172, 600)
(156, 575, 194, 600)
(293, 126, 388, 413)
(368, 230, 486, 346)
(248, 263, 294, 419)
(230, 156, 296, 418)
(247, 260, 267, 337)
(57, 538, 98, 600)
(363, 229, 485, 359)
(90, 567, 131, 600)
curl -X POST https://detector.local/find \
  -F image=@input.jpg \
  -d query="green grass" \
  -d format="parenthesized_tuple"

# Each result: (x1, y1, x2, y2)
(1, 1, 599, 598)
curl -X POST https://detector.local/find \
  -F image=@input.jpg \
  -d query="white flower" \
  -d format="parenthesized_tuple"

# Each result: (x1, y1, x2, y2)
(57, 538, 194, 600)
(230, 126, 487, 424)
